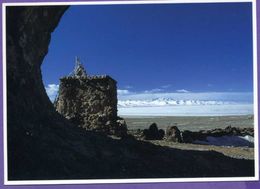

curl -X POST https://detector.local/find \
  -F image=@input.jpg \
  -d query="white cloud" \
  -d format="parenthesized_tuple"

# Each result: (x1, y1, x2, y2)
(117, 89, 131, 95)
(161, 84, 172, 89)
(124, 85, 133, 89)
(45, 84, 59, 102)
(176, 89, 190, 93)
(144, 88, 164, 93)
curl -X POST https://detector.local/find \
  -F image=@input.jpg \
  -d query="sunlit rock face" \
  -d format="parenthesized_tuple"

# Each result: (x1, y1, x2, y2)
(54, 60, 125, 135)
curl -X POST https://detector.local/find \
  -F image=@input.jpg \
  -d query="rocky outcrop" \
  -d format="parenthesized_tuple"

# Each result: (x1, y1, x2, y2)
(142, 123, 165, 140)
(7, 6, 68, 121)
(114, 117, 128, 136)
(166, 126, 182, 142)
(182, 126, 254, 143)
(6, 6, 254, 180)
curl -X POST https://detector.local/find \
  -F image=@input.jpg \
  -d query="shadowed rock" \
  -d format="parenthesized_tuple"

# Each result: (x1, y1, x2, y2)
(166, 126, 182, 142)
(182, 126, 254, 143)
(142, 123, 165, 140)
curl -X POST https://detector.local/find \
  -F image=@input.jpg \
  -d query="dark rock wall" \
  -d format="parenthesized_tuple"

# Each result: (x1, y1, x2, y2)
(6, 6, 70, 179)
(7, 6, 68, 121)
(55, 76, 117, 132)
(7, 6, 68, 135)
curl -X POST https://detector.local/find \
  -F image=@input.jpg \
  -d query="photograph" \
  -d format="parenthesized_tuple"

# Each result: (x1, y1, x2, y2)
(2, 0, 259, 185)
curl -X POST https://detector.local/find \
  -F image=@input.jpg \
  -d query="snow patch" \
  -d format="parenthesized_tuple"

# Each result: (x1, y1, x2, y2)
(193, 135, 254, 147)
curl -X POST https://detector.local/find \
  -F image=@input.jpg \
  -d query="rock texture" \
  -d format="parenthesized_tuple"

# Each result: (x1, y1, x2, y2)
(55, 75, 118, 132)
(6, 5, 70, 178)
(6, 6, 254, 180)
(142, 123, 165, 140)
(166, 126, 182, 142)
(182, 126, 254, 143)
(54, 60, 126, 135)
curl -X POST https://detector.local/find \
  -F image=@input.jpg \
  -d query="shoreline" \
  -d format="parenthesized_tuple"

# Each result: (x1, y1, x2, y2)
(150, 140, 254, 160)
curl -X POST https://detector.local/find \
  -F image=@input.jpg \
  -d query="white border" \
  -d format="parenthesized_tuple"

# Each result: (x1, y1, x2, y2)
(2, 1, 7, 186)
(252, 0, 259, 182)
(2, 0, 259, 185)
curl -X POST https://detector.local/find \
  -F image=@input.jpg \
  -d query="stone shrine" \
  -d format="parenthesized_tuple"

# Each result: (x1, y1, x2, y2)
(54, 57, 127, 136)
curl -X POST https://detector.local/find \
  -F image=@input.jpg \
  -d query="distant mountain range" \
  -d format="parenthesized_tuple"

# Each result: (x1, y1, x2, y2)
(118, 98, 234, 108)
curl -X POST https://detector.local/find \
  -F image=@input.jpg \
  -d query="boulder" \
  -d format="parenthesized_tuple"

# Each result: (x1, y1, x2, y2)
(240, 127, 254, 136)
(181, 126, 254, 144)
(182, 130, 194, 143)
(114, 118, 128, 137)
(142, 123, 165, 140)
(165, 126, 182, 142)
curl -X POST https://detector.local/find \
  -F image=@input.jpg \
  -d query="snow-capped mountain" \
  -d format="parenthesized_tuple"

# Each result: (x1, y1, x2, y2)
(118, 98, 231, 108)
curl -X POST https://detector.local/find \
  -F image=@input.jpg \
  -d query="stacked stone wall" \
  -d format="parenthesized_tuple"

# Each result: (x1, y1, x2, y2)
(55, 76, 119, 133)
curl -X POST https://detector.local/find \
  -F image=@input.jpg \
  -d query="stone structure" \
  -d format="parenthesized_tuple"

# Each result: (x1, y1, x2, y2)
(54, 58, 126, 135)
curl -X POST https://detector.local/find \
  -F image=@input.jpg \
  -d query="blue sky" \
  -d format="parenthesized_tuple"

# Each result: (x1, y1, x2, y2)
(42, 2, 254, 106)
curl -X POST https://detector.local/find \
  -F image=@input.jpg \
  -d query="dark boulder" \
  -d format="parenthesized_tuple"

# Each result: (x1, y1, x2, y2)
(224, 125, 241, 136)
(114, 117, 128, 137)
(166, 126, 182, 142)
(208, 128, 227, 137)
(182, 130, 195, 143)
(240, 127, 254, 136)
(181, 126, 254, 144)
(158, 129, 165, 140)
(207, 126, 252, 137)
(142, 123, 165, 140)
(182, 130, 207, 143)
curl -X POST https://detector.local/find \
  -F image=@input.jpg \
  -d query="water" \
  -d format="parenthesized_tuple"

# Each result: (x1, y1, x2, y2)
(123, 115, 254, 131)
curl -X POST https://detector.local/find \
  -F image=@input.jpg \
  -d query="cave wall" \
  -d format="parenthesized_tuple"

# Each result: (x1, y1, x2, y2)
(7, 6, 68, 126)
(6, 6, 70, 179)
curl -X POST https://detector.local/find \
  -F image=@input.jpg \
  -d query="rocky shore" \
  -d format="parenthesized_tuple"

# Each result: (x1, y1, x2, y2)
(126, 123, 254, 160)
(130, 123, 253, 141)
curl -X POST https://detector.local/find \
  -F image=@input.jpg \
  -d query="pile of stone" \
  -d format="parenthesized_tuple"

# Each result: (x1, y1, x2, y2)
(141, 124, 182, 141)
